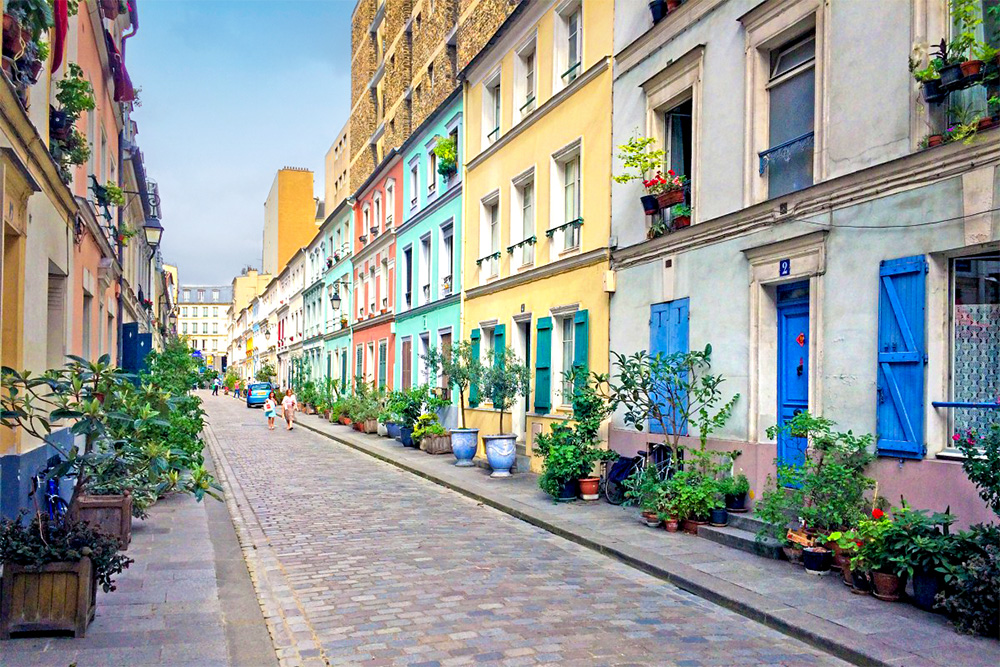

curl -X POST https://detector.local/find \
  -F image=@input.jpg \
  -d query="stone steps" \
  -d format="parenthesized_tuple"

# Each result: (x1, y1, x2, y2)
(698, 511, 784, 560)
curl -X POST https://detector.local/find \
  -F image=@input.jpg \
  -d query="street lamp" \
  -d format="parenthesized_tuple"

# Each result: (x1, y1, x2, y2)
(264, 329, 270, 341)
(143, 216, 164, 249)
(328, 279, 349, 310)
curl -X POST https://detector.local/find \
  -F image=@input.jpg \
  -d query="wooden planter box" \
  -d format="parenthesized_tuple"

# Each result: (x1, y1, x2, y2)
(363, 419, 379, 434)
(1, 558, 96, 639)
(75, 493, 132, 550)
(421, 434, 453, 455)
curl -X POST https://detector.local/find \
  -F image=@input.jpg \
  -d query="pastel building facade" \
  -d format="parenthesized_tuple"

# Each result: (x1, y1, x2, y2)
(609, 0, 1000, 526)
(322, 201, 355, 391)
(460, 0, 615, 470)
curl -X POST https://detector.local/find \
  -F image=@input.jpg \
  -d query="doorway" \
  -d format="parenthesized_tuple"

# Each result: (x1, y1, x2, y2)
(513, 318, 531, 442)
(776, 281, 810, 471)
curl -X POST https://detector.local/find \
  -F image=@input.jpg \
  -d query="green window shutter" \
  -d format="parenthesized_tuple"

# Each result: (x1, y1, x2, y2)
(534, 317, 552, 414)
(572, 309, 589, 397)
(493, 324, 506, 366)
(469, 328, 481, 407)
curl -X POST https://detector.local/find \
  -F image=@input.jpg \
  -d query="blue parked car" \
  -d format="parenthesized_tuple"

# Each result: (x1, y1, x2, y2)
(246, 383, 273, 408)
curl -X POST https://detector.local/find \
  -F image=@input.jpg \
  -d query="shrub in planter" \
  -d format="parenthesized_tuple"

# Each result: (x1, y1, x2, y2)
(937, 524, 1000, 637)
(0, 515, 132, 638)
(952, 424, 1000, 518)
(624, 464, 665, 516)
(666, 470, 721, 531)
(479, 348, 530, 477)
(423, 342, 484, 466)
(536, 370, 617, 501)
(722, 473, 750, 511)
(413, 412, 451, 454)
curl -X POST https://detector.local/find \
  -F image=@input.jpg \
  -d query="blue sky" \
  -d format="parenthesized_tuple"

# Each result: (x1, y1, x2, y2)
(127, 0, 354, 285)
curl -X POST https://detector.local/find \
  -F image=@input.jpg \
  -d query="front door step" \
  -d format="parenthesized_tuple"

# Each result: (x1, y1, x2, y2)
(697, 522, 783, 559)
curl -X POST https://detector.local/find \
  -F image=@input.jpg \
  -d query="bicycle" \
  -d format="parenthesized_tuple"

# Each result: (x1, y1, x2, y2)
(601, 442, 679, 505)
(31, 458, 71, 522)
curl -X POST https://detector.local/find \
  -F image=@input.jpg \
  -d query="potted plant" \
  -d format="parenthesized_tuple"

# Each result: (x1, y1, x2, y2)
(625, 465, 665, 526)
(723, 473, 750, 511)
(670, 204, 691, 229)
(802, 546, 833, 575)
(613, 136, 668, 215)
(879, 504, 957, 610)
(433, 135, 458, 177)
(479, 347, 530, 477)
(413, 412, 452, 454)
(668, 470, 720, 534)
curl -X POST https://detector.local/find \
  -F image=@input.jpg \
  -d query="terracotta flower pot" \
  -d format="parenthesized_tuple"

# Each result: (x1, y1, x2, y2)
(663, 517, 680, 532)
(959, 59, 984, 77)
(851, 569, 872, 595)
(641, 510, 661, 527)
(673, 215, 691, 229)
(578, 477, 600, 500)
(681, 518, 706, 535)
(655, 189, 684, 208)
(977, 116, 994, 131)
(927, 134, 944, 147)
(782, 545, 803, 565)
(871, 571, 905, 602)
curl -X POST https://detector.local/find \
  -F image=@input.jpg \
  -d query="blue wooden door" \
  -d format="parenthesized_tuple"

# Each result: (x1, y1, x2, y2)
(777, 282, 810, 470)
(649, 298, 689, 435)
(876, 255, 927, 458)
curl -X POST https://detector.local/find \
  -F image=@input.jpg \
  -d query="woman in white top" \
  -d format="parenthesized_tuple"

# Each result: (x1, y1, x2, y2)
(281, 389, 298, 430)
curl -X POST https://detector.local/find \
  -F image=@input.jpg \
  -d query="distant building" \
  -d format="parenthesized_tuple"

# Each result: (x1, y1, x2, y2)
(177, 285, 233, 369)
(325, 120, 351, 211)
(262, 168, 320, 275)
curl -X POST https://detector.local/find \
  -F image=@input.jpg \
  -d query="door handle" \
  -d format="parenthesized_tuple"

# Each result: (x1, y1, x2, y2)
(797, 357, 804, 376)
(793, 409, 803, 417)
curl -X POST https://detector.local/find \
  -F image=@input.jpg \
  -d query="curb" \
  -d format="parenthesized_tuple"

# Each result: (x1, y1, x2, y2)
(298, 418, 887, 667)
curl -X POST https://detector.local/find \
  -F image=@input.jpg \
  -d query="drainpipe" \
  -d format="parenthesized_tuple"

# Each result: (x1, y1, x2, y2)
(116, 128, 124, 367)
(121, 1, 139, 59)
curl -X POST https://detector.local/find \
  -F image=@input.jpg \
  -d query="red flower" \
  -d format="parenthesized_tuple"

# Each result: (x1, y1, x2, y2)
(668, 169, 675, 176)
(872, 508, 885, 519)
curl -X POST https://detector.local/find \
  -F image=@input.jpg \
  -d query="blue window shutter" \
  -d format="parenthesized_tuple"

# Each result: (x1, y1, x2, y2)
(534, 317, 552, 414)
(649, 299, 689, 435)
(877, 255, 927, 458)
(469, 329, 481, 407)
(572, 310, 589, 397)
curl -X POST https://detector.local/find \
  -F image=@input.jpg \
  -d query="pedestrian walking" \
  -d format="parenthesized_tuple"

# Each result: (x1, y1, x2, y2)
(281, 388, 297, 430)
(212, 377, 220, 396)
(263, 392, 277, 430)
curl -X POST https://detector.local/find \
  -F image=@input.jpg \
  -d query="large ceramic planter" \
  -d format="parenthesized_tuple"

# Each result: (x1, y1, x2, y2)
(75, 492, 132, 550)
(400, 427, 415, 448)
(802, 547, 832, 575)
(850, 569, 872, 595)
(483, 434, 517, 478)
(386, 422, 401, 439)
(725, 492, 747, 512)
(450, 428, 478, 466)
(871, 571, 906, 602)
(0, 557, 96, 638)
(709, 508, 728, 527)
(376, 422, 388, 437)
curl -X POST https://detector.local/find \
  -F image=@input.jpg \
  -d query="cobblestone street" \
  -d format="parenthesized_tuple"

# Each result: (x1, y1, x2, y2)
(204, 393, 846, 667)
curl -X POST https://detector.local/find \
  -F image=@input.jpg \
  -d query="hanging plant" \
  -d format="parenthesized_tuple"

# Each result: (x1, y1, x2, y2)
(55, 63, 96, 123)
(117, 224, 137, 246)
(433, 135, 457, 176)
(103, 182, 126, 207)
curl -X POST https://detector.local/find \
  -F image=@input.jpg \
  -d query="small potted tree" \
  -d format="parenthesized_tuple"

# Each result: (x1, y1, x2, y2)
(433, 134, 458, 179)
(424, 343, 484, 466)
(480, 347, 530, 478)
(624, 465, 665, 526)
(613, 136, 668, 215)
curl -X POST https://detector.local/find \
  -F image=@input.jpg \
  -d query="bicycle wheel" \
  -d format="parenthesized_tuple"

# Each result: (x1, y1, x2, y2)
(49, 495, 70, 522)
(605, 459, 638, 505)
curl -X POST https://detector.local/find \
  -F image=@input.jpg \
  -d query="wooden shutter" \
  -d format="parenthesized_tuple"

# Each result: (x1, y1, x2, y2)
(493, 324, 505, 366)
(534, 317, 552, 414)
(469, 329, 480, 406)
(876, 255, 927, 459)
(401, 339, 412, 390)
(572, 310, 589, 398)
(649, 299, 689, 435)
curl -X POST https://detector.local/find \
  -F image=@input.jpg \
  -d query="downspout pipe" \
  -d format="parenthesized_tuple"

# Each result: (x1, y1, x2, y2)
(121, 0, 138, 58)
(116, 2, 138, 366)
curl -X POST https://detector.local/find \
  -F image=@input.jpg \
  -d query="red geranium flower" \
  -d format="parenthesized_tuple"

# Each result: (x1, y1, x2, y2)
(872, 508, 885, 519)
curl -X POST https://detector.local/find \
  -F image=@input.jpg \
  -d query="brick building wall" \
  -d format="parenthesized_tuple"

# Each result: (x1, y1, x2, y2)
(456, 0, 520, 71)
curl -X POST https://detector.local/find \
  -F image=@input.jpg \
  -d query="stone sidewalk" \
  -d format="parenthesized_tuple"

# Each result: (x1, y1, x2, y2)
(1, 453, 276, 667)
(296, 414, 1000, 667)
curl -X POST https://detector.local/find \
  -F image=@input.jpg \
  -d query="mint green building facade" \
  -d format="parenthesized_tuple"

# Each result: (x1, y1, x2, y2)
(321, 200, 354, 392)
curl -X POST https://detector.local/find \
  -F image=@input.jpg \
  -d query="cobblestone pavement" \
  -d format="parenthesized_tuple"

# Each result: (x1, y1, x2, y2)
(204, 393, 847, 667)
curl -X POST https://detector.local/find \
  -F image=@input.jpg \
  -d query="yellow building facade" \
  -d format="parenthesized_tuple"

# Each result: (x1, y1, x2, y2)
(460, 0, 614, 471)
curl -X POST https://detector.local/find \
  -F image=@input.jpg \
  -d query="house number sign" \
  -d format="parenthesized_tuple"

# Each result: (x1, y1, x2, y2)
(779, 259, 791, 276)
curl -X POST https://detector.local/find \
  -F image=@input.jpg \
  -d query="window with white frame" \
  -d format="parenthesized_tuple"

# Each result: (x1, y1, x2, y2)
(419, 235, 432, 305)
(555, 1, 583, 91)
(380, 258, 389, 310)
(483, 71, 501, 146)
(373, 193, 382, 236)
(479, 194, 501, 281)
(410, 161, 420, 207)
(511, 170, 535, 268)
(558, 315, 574, 404)
(428, 152, 437, 194)
(419, 333, 431, 385)
(403, 246, 413, 310)
(550, 143, 582, 253)
(440, 224, 454, 296)
(515, 40, 537, 122)
(950, 252, 1000, 436)
(385, 181, 395, 227)
(362, 205, 371, 239)
(763, 32, 815, 199)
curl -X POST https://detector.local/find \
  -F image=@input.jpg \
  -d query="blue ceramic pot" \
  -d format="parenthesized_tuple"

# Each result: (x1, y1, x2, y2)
(483, 434, 517, 477)
(386, 422, 401, 439)
(400, 427, 415, 448)
(450, 429, 479, 466)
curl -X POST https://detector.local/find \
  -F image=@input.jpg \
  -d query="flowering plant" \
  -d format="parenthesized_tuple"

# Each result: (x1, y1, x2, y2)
(953, 423, 1000, 517)
(642, 169, 687, 196)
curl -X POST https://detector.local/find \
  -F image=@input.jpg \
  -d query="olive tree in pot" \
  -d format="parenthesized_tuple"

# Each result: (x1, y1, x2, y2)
(424, 343, 484, 466)
(480, 347, 530, 477)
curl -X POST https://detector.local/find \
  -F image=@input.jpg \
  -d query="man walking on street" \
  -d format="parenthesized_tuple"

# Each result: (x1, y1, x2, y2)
(212, 377, 220, 396)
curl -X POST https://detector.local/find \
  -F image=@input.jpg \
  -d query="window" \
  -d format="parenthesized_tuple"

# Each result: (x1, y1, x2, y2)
(373, 194, 381, 235)
(419, 235, 432, 304)
(378, 340, 388, 388)
(556, 3, 583, 90)
(182, 322, 189, 334)
(183, 290, 190, 301)
(356, 345, 364, 381)
(198, 290, 205, 302)
(380, 258, 389, 310)
(212, 339, 218, 351)
(401, 338, 412, 390)
(200, 306, 207, 317)
(950, 252, 1000, 435)
(213, 306, 219, 317)
(515, 42, 536, 122)
(212, 290, 220, 301)
(763, 32, 815, 198)
(202, 339, 207, 350)
(181, 307, 188, 317)
(484, 73, 501, 145)
(560, 316, 574, 404)
(410, 163, 420, 207)
(428, 63, 435, 87)
(562, 156, 581, 250)
(404, 247, 413, 310)
(480, 197, 501, 280)
(385, 181, 395, 227)
(202, 323, 208, 334)
(440, 226, 454, 296)
(213, 322, 218, 334)
(428, 152, 437, 194)
(362, 205, 371, 238)
(513, 175, 535, 267)
(368, 268, 377, 313)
